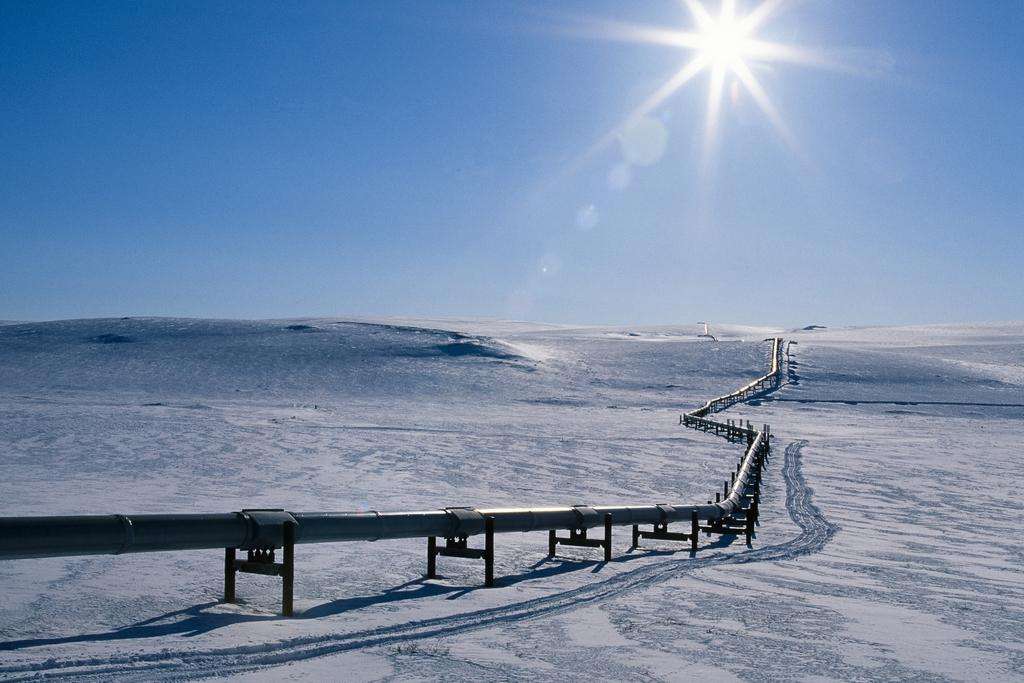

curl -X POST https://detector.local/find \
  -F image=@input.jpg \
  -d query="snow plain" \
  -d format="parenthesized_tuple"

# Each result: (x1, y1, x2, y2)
(0, 318, 1021, 681)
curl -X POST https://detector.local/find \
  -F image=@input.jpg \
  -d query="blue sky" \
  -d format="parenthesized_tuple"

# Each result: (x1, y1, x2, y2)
(2, 1, 1021, 326)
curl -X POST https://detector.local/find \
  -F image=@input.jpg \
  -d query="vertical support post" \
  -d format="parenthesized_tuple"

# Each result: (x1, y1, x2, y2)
(745, 511, 754, 546)
(631, 524, 639, 549)
(603, 513, 612, 562)
(715, 492, 721, 503)
(724, 481, 729, 499)
(548, 529, 557, 557)
(484, 516, 495, 587)
(282, 520, 295, 617)
(224, 548, 236, 603)
(690, 509, 699, 551)
(426, 536, 437, 578)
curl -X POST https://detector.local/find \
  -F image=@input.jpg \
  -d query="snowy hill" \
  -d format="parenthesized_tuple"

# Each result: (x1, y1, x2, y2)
(0, 319, 1021, 680)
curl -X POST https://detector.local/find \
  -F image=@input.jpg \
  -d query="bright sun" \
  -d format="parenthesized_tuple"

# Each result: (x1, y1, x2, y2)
(698, 8, 750, 67)
(569, 0, 829, 174)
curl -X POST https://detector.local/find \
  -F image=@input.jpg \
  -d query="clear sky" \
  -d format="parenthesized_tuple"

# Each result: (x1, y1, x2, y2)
(2, 1, 1021, 326)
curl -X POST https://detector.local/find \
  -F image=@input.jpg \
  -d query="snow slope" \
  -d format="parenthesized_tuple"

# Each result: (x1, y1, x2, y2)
(0, 319, 1021, 680)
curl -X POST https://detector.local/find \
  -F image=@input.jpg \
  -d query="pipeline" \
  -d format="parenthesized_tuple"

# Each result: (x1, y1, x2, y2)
(0, 337, 783, 613)
(1, 339, 782, 559)
(676, 338, 783, 529)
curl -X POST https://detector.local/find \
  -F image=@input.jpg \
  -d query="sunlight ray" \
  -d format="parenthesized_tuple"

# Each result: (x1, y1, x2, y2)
(719, 0, 736, 24)
(558, 18, 705, 50)
(550, 55, 710, 188)
(702, 63, 728, 174)
(625, 54, 712, 129)
(682, 0, 716, 32)
(577, 55, 710, 168)
(737, 0, 787, 34)
(731, 60, 801, 157)
(743, 39, 844, 71)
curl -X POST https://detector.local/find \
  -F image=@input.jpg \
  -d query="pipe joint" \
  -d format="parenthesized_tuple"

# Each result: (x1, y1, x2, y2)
(571, 505, 600, 530)
(113, 514, 134, 554)
(236, 509, 298, 550)
(444, 507, 485, 537)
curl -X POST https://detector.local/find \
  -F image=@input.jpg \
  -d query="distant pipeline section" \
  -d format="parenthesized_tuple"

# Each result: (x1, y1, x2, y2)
(674, 338, 785, 543)
(0, 338, 785, 615)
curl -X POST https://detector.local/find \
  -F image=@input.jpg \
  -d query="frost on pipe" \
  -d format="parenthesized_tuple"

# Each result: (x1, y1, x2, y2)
(0, 339, 782, 561)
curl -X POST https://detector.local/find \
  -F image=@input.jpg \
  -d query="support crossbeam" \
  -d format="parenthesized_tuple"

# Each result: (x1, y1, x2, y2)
(426, 516, 495, 587)
(631, 509, 700, 551)
(224, 519, 296, 616)
(548, 513, 613, 562)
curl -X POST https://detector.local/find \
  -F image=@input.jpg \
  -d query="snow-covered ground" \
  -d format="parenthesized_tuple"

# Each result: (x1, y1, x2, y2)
(0, 318, 1021, 680)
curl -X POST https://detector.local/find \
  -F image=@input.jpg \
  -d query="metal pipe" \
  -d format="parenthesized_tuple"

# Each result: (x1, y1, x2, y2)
(0, 502, 741, 559)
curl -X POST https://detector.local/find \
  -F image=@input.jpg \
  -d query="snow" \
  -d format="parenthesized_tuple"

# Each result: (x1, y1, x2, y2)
(0, 318, 1022, 680)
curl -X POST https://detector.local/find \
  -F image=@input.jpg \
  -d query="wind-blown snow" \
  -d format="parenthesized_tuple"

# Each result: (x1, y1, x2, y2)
(0, 318, 1021, 680)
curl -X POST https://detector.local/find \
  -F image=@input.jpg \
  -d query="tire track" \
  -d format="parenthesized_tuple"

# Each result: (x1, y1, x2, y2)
(0, 440, 835, 681)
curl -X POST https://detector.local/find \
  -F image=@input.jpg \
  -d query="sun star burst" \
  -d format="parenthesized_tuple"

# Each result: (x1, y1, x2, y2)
(565, 0, 821, 179)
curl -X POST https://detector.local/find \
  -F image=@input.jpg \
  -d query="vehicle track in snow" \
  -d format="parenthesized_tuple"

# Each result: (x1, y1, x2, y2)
(0, 440, 836, 681)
